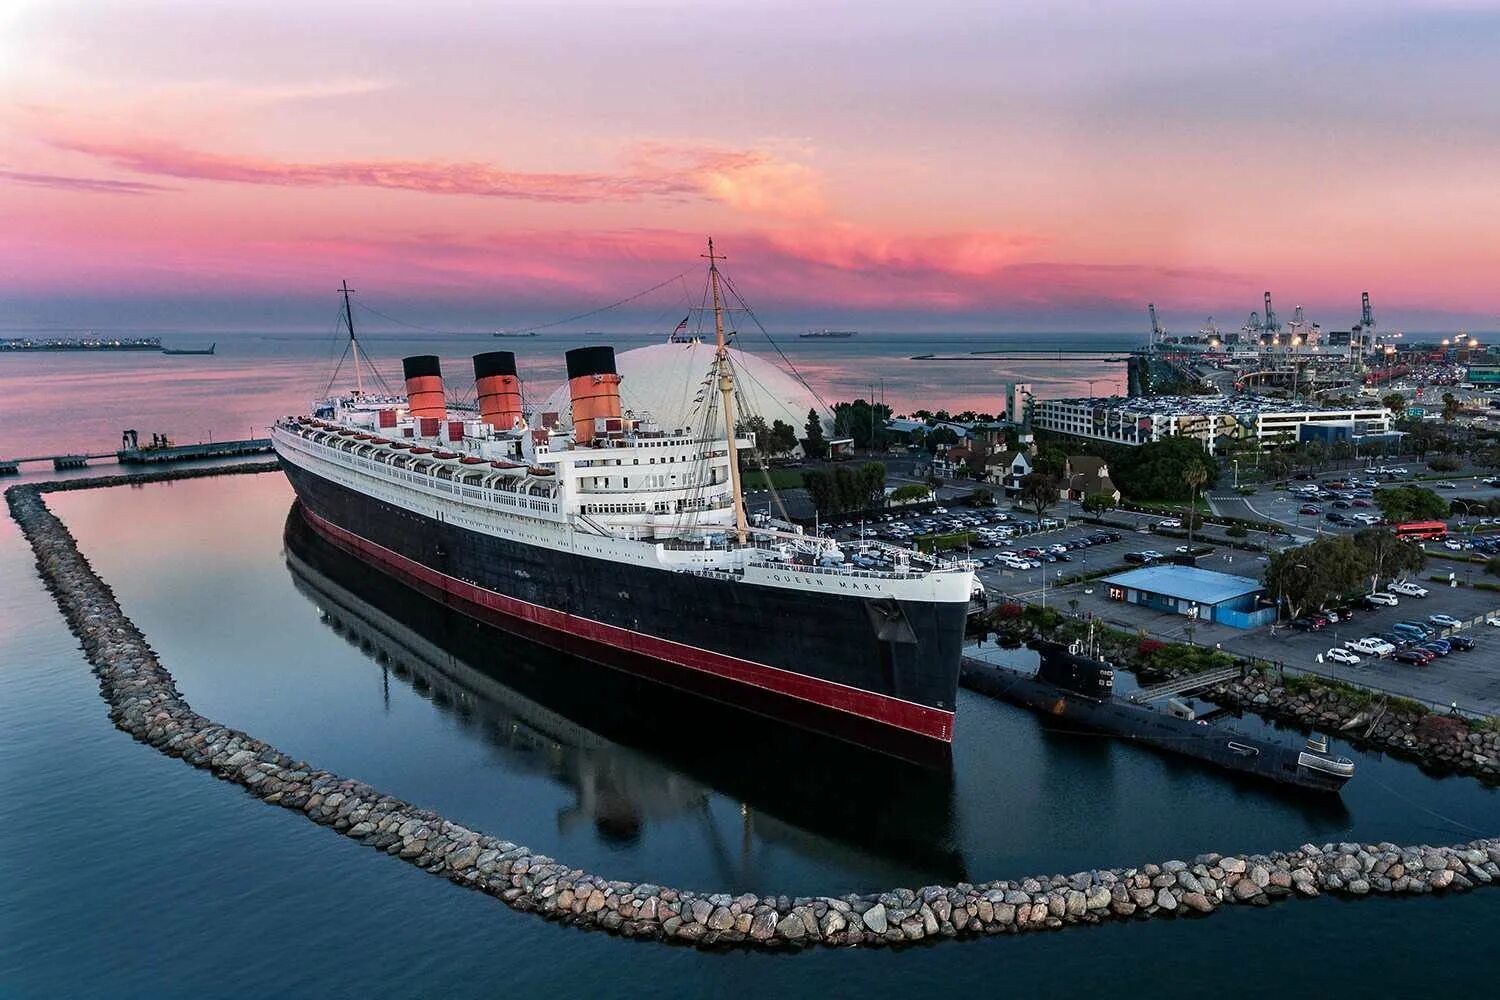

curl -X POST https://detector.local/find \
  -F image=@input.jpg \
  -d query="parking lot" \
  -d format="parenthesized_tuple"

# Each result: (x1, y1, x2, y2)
(1050, 564, 1500, 715)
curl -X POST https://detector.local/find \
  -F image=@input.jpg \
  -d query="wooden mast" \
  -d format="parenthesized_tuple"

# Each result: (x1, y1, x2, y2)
(341, 280, 364, 395)
(703, 238, 748, 544)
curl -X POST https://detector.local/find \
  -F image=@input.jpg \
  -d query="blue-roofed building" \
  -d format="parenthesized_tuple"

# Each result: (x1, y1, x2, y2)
(1101, 564, 1273, 628)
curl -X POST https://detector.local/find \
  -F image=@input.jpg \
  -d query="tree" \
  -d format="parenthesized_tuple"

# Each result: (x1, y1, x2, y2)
(1110, 435, 1218, 501)
(741, 415, 773, 460)
(1427, 454, 1461, 473)
(1262, 451, 1295, 484)
(923, 425, 960, 455)
(803, 408, 828, 460)
(1182, 464, 1208, 547)
(831, 398, 893, 450)
(1354, 527, 1425, 591)
(890, 484, 931, 504)
(1032, 444, 1068, 477)
(804, 469, 836, 516)
(1374, 485, 1449, 524)
(1442, 392, 1461, 423)
(1265, 535, 1370, 621)
(1382, 392, 1406, 414)
(769, 419, 799, 456)
(1081, 493, 1116, 521)
(1019, 471, 1060, 517)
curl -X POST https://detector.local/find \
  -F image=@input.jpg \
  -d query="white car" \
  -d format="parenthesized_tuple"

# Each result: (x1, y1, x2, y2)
(1175, 545, 1192, 554)
(1347, 637, 1394, 656)
(1388, 581, 1429, 598)
(1443, 539, 1464, 551)
(1351, 513, 1381, 525)
(1365, 592, 1400, 606)
(1325, 648, 1361, 665)
(1428, 614, 1463, 629)
(1158, 518, 1183, 528)
(1489, 617, 1500, 628)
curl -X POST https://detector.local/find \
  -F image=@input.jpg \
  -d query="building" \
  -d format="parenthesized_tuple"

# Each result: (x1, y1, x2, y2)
(1030, 395, 1391, 455)
(1060, 455, 1119, 503)
(1004, 383, 1032, 425)
(1100, 565, 1274, 629)
(984, 449, 1032, 493)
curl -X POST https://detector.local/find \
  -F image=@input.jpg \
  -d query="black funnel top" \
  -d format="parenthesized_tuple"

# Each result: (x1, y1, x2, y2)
(565, 346, 617, 379)
(472, 351, 518, 379)
(402, 355, 442, 379)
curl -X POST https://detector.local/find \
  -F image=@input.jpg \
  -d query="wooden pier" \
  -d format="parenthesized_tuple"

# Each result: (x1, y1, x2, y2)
(1, 438, 273, 475)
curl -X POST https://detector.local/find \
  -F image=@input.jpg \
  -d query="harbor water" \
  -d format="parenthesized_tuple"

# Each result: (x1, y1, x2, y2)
(4, 334, 1500, 997)
(4, 472, 1500, 997)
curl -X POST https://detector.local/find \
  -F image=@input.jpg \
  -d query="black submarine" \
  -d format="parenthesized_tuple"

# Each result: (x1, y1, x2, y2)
(962, 637, 1356, 793)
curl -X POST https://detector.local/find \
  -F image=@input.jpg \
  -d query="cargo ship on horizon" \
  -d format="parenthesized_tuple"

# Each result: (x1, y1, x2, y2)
(798, 329, 857, 339)
(272, 245, 976, 759)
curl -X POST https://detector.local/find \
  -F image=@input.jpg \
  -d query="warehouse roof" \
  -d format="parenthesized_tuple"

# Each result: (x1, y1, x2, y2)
(1101, 564, 1264, 605)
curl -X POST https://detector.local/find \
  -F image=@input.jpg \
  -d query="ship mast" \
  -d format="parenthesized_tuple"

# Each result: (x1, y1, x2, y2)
(341, 280, 364, 395)
(703, 238, 748, 544)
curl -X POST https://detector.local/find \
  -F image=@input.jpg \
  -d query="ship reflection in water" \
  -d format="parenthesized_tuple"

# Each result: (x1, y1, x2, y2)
(282, 504, 966, 883)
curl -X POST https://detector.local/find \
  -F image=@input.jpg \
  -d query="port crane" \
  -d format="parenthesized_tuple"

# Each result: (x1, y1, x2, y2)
(1148, 303, 1165, 348)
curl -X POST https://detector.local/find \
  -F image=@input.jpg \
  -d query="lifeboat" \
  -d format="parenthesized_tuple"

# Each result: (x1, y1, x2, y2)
(434, 450, 459, 460)
(527, 466, 554, 476)
(352, 433, 373, 440)
(410, 446, 433, 455)
(389, 442, 411, 450)
(490, 460, 522, 469)
(460, 456, 485, 465)
(371, 437, 392, 445)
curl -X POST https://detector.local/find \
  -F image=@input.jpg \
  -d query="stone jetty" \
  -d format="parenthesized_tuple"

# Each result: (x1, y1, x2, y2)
(8, 468, 1500, 950)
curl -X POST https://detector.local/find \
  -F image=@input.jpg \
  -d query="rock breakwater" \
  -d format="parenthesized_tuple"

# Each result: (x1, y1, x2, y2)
(8, 469, 1500, 949)
(1214, 669, 1500, 779)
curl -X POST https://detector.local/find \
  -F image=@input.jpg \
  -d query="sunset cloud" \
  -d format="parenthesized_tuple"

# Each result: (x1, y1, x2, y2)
(0, 168, 174, 194)
(42, 133, 827, 215)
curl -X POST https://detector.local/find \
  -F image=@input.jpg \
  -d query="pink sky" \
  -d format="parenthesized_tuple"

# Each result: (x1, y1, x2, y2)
(2, 0, 1498, 331)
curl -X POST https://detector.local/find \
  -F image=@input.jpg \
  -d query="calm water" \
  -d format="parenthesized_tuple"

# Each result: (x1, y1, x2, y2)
(0, 328, 1136, 458)
(4, 472, 1500, 997)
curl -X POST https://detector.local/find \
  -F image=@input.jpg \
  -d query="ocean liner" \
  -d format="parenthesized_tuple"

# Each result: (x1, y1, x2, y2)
(272, 243, 976, 757)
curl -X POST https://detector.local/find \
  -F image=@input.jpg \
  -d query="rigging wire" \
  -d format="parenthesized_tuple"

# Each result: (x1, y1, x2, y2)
(492, 271, 692, 336)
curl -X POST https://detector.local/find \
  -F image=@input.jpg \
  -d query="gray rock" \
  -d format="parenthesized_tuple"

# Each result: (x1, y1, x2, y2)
(1155, 887, 1178, 911)
(862, 903, 889, 934)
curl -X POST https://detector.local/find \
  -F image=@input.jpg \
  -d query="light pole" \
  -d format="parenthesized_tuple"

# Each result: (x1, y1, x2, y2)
(1233, 458, 1239, 489)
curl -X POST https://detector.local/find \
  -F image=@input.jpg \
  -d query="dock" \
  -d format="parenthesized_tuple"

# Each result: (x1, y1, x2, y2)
(1, 437, 273, 475)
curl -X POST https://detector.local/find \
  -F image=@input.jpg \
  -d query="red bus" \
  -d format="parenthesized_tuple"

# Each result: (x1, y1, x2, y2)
(1394, 520, 1447, 540)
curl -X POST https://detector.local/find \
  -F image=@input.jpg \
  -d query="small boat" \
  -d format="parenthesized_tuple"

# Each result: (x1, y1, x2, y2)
(162, 343, 216, 355)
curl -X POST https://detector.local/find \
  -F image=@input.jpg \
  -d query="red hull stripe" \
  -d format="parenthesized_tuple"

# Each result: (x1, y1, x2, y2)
(299, 506, 954, 742)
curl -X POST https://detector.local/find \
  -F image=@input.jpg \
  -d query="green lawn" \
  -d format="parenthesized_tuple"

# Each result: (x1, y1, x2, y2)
(743, 467, 806, 490)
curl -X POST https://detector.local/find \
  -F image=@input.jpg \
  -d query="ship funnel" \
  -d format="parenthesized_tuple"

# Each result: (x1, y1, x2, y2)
(473, 351, 523, 431)
(565, 346, 621, 444)
(402, 355, 446, 419)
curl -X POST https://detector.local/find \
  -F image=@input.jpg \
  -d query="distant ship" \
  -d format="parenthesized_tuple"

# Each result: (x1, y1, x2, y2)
(799, 329, 857, 339)
(0, 335, 162, 352)
(492, 331, 539, 338)
(162, 342, 216, 356)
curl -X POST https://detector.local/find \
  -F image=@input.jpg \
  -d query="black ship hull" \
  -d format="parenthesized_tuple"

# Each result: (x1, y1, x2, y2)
(280, 461, 966, 759)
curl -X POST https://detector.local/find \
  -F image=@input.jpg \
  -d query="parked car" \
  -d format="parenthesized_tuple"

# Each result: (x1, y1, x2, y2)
(1325, 647, 1360, 665)
(1388, 581, 1429, 598)
(1428, 614, 1463, 629)
(1291, 618, 1323, 632)
(1299, 505, 1322, 515)
(1345, 638, 1388, 656)
(1419, 640, 1452, 657)
(1157, 518, 1183, 529)
(1393, 648, 1434, 666)
(1365, 592, 1400, 606)
(1326, 512, 1348, 524)
(1447, 635, 1476, 651)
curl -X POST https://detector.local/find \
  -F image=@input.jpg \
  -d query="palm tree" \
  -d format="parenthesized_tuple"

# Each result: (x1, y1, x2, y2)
(1183, 464, 1208, 548)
